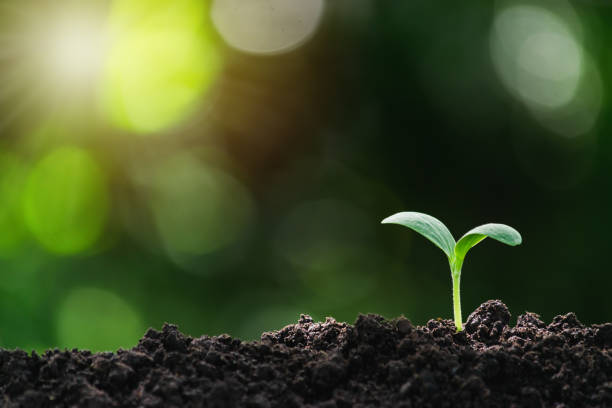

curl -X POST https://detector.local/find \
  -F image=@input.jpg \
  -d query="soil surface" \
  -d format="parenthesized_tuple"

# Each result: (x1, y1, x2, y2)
(1, 300, 612, 407)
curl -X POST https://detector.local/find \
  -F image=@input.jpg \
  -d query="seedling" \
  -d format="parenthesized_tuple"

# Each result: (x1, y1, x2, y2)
(382, 212, 521, 331)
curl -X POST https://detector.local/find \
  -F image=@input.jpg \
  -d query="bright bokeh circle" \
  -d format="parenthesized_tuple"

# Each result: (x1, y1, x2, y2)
(211, 0, 325, 55)
(101, 0, 222, 133)
(490, 4, 583, 109)
(23, 147, 108, 255)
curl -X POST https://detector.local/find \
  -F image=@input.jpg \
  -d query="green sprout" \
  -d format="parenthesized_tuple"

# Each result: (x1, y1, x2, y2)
(382, 212, 521, 331)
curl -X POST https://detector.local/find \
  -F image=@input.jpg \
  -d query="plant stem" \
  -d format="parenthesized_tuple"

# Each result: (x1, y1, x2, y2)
(450, 257, 463, 331)
(452, 272, 462, 331)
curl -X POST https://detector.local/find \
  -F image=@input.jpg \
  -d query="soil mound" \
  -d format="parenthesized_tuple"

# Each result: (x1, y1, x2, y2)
(2, 300, 611, 407)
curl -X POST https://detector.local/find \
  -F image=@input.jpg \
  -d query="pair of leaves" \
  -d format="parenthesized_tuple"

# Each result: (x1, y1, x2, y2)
(381, 212, 521, 263)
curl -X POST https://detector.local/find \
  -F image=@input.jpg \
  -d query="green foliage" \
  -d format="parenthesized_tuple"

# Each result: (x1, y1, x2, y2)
(382, 212, 521, 331)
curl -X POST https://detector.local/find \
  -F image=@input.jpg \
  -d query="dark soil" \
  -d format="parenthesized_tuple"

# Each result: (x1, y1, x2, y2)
(2, 300, 612, 408)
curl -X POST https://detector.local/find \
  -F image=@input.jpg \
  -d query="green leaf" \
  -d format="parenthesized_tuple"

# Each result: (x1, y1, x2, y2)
(381, 212, 455, 258)
(454, 223, 522, 260)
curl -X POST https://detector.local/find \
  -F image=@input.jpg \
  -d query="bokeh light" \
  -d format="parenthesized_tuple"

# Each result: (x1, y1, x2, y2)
(56, 287, 144, 351)
(101, 0, 221, 133)
(274, 199, 377, 307)
(131, 153, 254, 266)
(530, 55, 602, 138)
(490, 4, 583, 109)
(0, 1, 109, 122)
(490, 2, 602, 138)
(0, 153, 28, 257)
(211, 0, 325, 55)
(39, 14, 108, 86)
(23, 146, 108, 254)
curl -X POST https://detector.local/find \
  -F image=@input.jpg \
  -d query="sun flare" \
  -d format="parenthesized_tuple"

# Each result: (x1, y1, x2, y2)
(41, 19, 107, 84)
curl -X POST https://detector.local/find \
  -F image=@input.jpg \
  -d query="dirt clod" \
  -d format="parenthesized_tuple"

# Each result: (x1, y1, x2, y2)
(1, 299, 611, 407)
(465, 299, 510, 345)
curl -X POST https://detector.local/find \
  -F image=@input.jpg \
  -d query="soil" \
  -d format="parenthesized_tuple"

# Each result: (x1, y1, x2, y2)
(1, 300, 612, 408)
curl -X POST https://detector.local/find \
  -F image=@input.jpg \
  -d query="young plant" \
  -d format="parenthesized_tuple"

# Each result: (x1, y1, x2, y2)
(382, 212, 521, 331)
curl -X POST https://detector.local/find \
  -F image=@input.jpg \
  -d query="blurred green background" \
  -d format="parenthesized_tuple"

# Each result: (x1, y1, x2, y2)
(0, 0, 610, 351)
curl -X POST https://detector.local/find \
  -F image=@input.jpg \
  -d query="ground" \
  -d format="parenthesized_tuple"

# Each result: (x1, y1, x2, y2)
(1, 300, 611, 407)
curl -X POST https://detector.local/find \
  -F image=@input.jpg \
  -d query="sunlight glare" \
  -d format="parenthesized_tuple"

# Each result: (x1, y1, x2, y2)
(45, 22, 106, 82)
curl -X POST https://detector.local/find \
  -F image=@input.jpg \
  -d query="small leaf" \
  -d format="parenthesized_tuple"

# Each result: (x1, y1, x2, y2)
(455, 223, 522, 260)
(381, 212, 455, 258)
